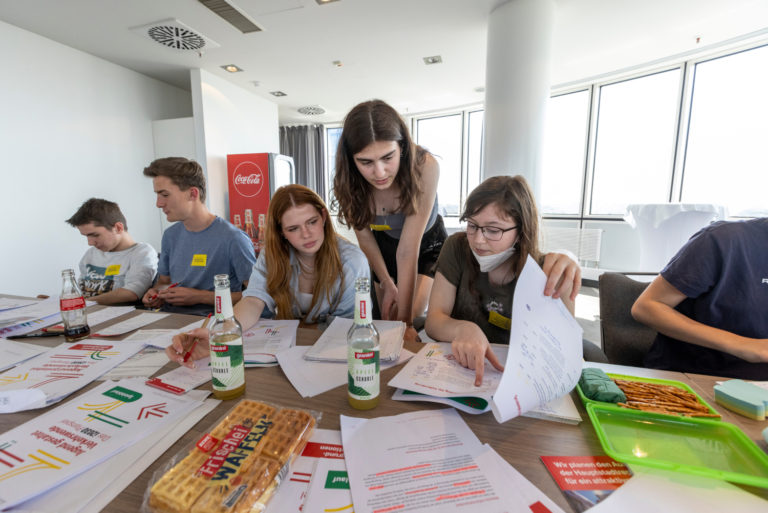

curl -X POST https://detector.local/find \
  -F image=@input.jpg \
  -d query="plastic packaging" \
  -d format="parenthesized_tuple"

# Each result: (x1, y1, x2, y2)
(144, 399, 319, 513)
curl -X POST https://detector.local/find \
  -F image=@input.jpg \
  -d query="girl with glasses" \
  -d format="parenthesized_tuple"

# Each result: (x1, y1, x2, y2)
(425, 175, 579, 385)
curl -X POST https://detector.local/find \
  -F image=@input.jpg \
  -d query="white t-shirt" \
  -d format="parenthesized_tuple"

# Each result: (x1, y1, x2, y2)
(78, 242, 158, 299)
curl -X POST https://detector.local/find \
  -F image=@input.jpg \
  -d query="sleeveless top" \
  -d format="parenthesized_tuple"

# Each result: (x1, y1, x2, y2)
(371, 195, 439, 239)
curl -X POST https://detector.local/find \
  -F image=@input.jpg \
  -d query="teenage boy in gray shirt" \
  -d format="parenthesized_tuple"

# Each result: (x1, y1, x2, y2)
(142, 157, 256, 316)
(66, 198, 158, 305)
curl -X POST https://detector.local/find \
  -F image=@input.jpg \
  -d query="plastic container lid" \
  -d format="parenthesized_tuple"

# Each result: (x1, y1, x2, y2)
(586, 404, 768, 488)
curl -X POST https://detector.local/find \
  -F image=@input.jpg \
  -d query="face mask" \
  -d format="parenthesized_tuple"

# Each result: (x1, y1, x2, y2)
(471, 244, 516, 273)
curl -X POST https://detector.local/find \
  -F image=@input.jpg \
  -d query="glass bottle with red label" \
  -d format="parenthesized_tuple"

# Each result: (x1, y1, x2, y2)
(244, 209, 258, 255)
(256, 213, 266, 256)
(60, 268, 90, 342)
(347, 277, 380, 409)
(233, 213, 243, 230)
(208, 274, 245, 400)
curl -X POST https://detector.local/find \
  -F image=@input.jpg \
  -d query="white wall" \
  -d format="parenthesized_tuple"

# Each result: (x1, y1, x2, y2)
(0, 20, 191, 296)
(190, 69, 279, 219)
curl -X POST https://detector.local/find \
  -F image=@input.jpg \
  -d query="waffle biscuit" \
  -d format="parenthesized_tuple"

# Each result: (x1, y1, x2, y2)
(149, 400, 277, 513)
(149, 401, 314, 513)
(190, 457, 281, 513)
(259, 408, 316, 464)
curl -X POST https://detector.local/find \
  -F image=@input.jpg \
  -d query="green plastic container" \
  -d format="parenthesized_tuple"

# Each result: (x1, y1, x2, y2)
(576, 372, 720, 417)
(586, 403, 768, 488)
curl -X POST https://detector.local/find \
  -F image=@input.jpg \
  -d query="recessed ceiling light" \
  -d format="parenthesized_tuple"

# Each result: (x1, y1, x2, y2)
(315, 0, 340, 4)
(423, 55, 442, 65)
(270, 91, 287, 97)
(221, 64, 243, 73)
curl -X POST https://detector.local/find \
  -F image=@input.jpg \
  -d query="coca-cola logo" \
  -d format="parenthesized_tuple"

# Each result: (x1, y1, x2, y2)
(232, 161, 265, 198)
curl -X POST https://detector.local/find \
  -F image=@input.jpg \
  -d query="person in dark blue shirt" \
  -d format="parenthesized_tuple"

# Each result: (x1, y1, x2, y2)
(632, 218, 768, 379)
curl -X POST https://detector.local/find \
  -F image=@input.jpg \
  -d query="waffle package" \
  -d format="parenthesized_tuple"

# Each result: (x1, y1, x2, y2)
(145, 399, 318, 513)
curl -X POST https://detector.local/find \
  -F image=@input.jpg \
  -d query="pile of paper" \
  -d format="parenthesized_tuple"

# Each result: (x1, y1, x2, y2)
(337, 409, 565, 513)
(303, 317, 405, 363)
(389, 255, 584, 423)
(0, 379, 212, 511)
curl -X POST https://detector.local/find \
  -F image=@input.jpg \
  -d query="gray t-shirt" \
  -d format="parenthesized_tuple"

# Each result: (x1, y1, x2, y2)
(157, 216, 256, 316)
(436, 233, 517, 345)
(78, 242, 157, 299)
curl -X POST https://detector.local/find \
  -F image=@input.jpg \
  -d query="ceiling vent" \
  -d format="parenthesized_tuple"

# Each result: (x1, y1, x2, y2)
(130, 19, 220, 51)
(298, 105, 326, 115)
(198, 0, 263, 33)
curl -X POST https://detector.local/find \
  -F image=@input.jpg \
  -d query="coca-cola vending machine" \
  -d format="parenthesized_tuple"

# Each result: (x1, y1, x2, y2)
(227, 153, 295, 258)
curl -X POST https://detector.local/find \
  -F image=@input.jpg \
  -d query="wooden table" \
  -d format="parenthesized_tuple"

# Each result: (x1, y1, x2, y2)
(3, 308, 768, 512)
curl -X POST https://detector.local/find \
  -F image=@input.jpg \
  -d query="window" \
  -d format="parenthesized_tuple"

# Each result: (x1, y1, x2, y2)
(466, 110, 484, 198)
(589, 69, 682, 215)
(681, 44, 768, 217)
(324, 126, 342, 210)
(415, 114, 464, 216)
(541, 90, 590, 215)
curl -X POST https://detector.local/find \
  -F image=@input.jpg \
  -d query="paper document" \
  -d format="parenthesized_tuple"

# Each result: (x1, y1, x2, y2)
(303, 317, 405, 362)
(243, 319, 298, 365)
(0, 339, 48, 372)
(588, 467, 768, 513)
(7, 392, 218, 513)
(0, 298, 40, 312)
(45, 306, 138, 332)
(277, 345, 413, 398)
(0, 297, 60, 325)
(0, 313, 60, 338)
(265, 429, 347, 513)
(146, 358, 212, 394)
(340, 409, 564, 513)
(490, 254, 583, 422)
(100, 346, 170, 380)
(91, 312, 169, 336)
(0, 341, 145, 412)
(0, 379, 205, 510)
(122, 322, 202, 349)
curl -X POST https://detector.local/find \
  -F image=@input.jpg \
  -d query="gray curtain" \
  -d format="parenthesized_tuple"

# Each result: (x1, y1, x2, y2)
(280, 125, 325, 199)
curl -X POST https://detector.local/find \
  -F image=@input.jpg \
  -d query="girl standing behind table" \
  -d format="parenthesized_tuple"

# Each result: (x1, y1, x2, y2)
(333, 99, 446, 342)
(425, 175, 578, 386)
(167, 184, 368, 365)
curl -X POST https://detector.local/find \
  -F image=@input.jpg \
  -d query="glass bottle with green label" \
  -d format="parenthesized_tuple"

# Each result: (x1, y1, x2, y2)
(347, 277, 380, 410)
(209, 274, 245, 400)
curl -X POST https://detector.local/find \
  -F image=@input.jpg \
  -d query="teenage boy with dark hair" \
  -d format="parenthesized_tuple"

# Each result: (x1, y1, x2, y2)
(66, 198, 158, 305)
(142, 157, 256, 316)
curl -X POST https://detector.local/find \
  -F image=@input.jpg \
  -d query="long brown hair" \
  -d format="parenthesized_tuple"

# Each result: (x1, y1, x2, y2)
(264, 185, 344, 321)
(332, 99, 427, 230)
(460, 175, 542, 280)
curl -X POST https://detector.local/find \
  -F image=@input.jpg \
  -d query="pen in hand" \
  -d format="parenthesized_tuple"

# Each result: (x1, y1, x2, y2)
(151, 282, 180, 301)
(181, 313, 213, 363)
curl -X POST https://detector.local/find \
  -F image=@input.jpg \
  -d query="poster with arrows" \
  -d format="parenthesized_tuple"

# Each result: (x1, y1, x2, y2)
(0, 342, 145, 412)
(0, 378, 204, 509)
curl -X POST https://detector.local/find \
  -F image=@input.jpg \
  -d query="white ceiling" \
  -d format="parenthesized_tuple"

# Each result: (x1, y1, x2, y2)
(1, 0, 766, 125)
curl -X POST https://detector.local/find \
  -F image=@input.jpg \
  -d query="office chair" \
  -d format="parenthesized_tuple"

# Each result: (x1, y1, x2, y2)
(598, 273, 657, 367)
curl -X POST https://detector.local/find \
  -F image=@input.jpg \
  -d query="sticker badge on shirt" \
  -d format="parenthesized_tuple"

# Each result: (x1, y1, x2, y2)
(104, 264, 121, 276)
(191, 254, 208, 267)
(369, 224, 391, 231)
(488, 310, 511, 330)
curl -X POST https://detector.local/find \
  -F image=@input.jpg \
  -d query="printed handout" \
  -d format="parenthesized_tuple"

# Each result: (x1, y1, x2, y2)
(340, 409, 564, 513)
(243, 319, 298, 365)
(0, 379, 206, 509)
(0, 341, 145, 412)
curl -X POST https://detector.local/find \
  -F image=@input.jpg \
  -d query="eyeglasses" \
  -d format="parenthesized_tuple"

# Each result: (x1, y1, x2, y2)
(466, 222, 517, 241)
